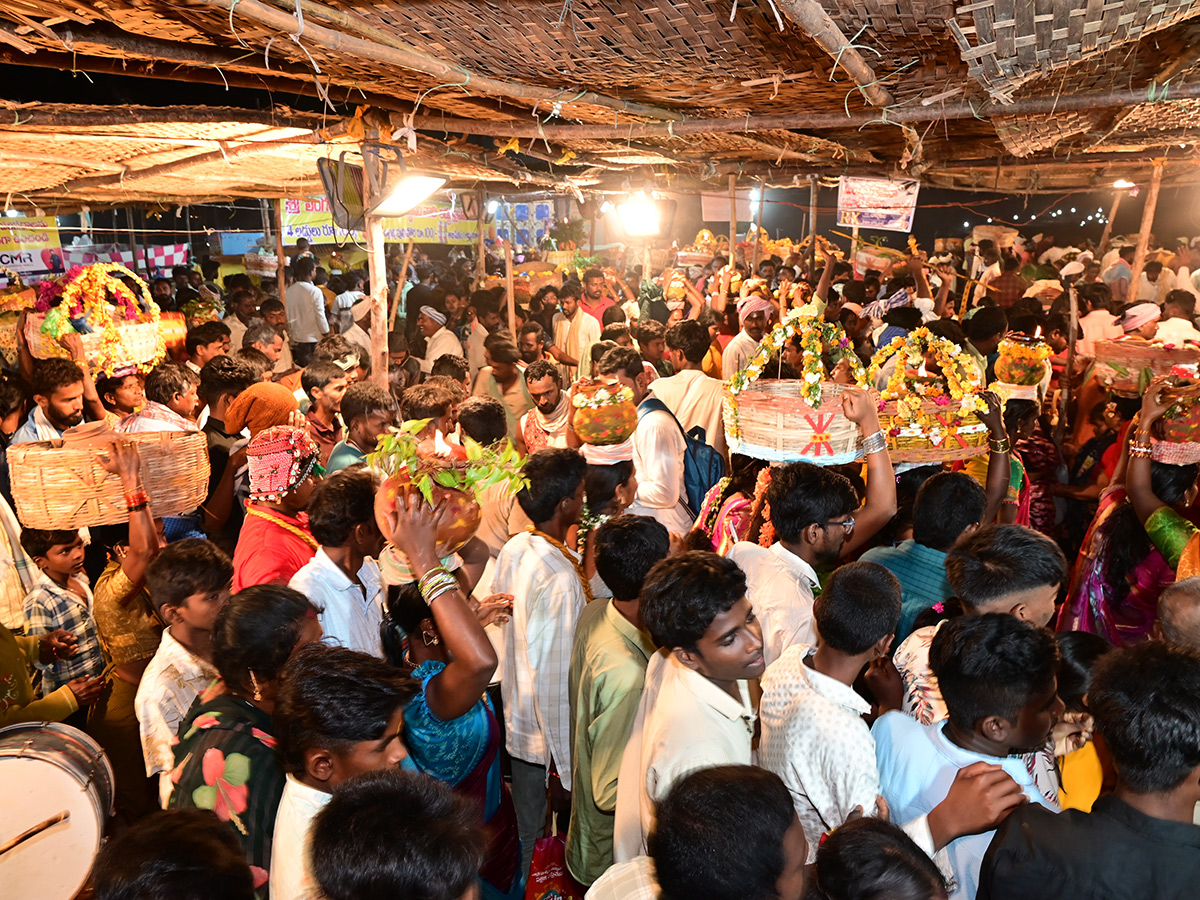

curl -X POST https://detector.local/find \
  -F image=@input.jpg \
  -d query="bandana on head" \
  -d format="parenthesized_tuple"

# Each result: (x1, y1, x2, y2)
(738, 296, 773, 325)
(247, 425, 321, 501)
(581, 436, 634, 465)
(1121, 302, 1161, 333)
(420, 306, 447, 326)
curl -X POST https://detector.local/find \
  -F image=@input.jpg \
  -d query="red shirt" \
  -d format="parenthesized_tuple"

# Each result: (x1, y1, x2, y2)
(579, 295, 616, 323)
(232, 506, 318, 592)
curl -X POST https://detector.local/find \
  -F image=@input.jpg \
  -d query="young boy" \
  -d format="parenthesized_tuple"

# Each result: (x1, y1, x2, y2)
(117, 362, 200, 433)
(301, 360, 349, 467)
(613, 550, 765, 861)
(326, 382, 396, 473)
(874, 614, 1063, 900)
(288, 469, 386, 656)
(135, 539, 233, 804)
(567, 514, 670, 887)
(21, 528, 106, 716)
(400, 381, 457, 439)
(270, 642, 418, 900)
(494, 447, 589, 875)
(979, 640, 1200, 899)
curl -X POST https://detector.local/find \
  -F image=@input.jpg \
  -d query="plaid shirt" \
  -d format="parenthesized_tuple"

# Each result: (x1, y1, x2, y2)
(23, 573, 105, 694)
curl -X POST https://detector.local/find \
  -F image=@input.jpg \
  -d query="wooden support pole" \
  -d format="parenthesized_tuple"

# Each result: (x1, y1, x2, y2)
(125, 207, 143, 279)
(1098, 191, 1123, 254)
(851, 224, 860, 276)
(1128, 160, 1165, 306)
(807, 175, 819, 279)
(365, 212, 388, 388)
(504, 239, 516, 336)
(389, 239, 414, 331)
(751, 180, 765, 269)
(475, 190, 487, 289)
(274, 200, 286, 301)
(728, 175, 738, 266)
(1059, 283, 1079, 442)
(589, 206, 597, 257)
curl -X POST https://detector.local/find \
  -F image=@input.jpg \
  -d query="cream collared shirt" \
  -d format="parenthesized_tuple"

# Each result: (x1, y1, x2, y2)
(613, 649, 756, 862)
(726, 541, 819, 667)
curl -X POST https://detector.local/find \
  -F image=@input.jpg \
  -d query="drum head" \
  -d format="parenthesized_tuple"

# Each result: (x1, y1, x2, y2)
(0, 748, 105, 899)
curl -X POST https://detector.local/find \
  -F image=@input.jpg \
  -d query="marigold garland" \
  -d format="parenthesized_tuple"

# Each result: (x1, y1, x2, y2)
(867, 327, 986, 423)
(725, 309, 865, 442)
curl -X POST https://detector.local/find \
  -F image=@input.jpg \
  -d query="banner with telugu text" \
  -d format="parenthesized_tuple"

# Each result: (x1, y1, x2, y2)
(836, 177, 920, 234)
(281, 197, 479, 246)
(0, 215, 63, 280)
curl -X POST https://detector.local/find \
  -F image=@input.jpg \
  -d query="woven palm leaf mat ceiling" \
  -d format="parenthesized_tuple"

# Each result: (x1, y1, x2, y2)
(1, 0, 1199, 207)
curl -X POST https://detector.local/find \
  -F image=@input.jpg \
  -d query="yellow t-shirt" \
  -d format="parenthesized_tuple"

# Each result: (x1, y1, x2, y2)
(1058, 740, 1103, 812)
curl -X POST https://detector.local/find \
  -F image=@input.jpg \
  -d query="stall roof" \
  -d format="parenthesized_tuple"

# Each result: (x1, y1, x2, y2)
(0, 0, 1199, 206)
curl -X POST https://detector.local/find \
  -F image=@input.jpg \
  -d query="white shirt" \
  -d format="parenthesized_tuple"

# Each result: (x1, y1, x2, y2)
(224, 314, 249, 351)
(420, 325, 464, 374)
(626, 407, 692, 536)
(1077, 309, 1123, 357)
(286, 281, 329, 343)
(972, 261, 1001, 307)
(647, 368, 729, 461)
(725, 542, 818, 666)
(342, 323, 371, 360)
(553, 309, 601, 381)
(873, 713, 1056, 900)
(1136, 269, 1175, 303)
(134, 627, 218, 804)
(759, 645, 878, 861)
(613, 649, 756, 861)
(1156, 316, 1200, 346)
(586, 856, 656, 900)
(494, 531, 587, 787)
(289, 549, 383, 657)
(269, 775, 331, 900)
(466, 321, 489, 380)
(721, 330, 760, 379)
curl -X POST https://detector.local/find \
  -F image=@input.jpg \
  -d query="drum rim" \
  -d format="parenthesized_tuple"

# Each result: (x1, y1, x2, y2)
(0, 721, 116, 816)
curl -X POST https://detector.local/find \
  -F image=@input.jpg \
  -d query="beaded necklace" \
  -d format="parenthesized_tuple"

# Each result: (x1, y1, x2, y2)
(531, 527, 595, 604)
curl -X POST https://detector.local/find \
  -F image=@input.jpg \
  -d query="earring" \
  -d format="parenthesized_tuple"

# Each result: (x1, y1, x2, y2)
(422, 630, 441, 647)
(249, 673, 263, 702)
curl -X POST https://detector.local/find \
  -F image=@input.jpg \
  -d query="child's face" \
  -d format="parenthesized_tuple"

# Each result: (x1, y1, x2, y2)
(38, 535, 86, 578)
(167, 583, 231, 634)
(1003, 678, 1064, 754)
(323, 705, 409, 788)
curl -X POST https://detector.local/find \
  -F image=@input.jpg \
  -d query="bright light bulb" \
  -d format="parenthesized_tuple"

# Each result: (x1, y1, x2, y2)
(963, 221, 970, 228)
(617, 191, 661, 237)
(3, 209, 18, 218)
(1070, 207, 1076, 213)
(600, 200, 614, 214)
(486, 199, 499, 214)
(369, 174, 446, 217)
(987, 217, 993, 223)
(1113, 179, 1135, 189)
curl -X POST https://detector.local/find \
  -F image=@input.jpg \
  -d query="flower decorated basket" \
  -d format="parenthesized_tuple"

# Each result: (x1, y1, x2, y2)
(572, 383, 637, 446)
(1152, 372, 1200, 464)
(994, 335, 1052, 387)
(1093, 338, 1200, 398)
(868, 328, 989, 463)
(724, 310, 868, 464)
(24, 263, 164, 377)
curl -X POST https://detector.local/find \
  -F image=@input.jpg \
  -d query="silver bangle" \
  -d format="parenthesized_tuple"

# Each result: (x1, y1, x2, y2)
(862, 430, 888, 455)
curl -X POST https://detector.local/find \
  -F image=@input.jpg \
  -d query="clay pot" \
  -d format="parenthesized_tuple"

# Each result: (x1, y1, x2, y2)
(375, 469, 482, 557)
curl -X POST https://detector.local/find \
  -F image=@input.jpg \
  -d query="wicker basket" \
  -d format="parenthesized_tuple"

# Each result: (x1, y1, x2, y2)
(1093, 339, 1200, 397)
(8, 430, 211, 529)
(724, 380, 864, 464)
(24, 314, 164, 373)
(878, 398, 989, 463)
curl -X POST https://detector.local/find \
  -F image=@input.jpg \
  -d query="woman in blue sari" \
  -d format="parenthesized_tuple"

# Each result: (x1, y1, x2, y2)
(379, 492, 521, 900)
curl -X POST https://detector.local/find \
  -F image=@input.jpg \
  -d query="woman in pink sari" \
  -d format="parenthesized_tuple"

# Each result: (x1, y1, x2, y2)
(1057, 429, 1197, 646)
(690, 454, 769, 554)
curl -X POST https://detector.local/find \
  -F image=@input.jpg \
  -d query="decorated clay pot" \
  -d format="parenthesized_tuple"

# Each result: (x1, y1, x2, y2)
(572, 383, 637, 446)
(374, 470, 482, 557)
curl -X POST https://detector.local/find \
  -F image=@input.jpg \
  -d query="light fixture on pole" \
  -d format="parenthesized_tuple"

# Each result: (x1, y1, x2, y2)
(1113, 179, 1136, 189)
(617, 190, 662, 238)
(362, 143, 447, 218)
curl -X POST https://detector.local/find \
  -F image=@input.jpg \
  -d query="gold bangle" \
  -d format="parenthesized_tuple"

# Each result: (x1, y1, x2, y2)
(1129, 440, 1153, 459)
(988, 437, 1011, 454)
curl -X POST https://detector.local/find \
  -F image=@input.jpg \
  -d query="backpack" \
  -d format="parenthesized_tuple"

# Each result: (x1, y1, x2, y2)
(637, 397, 727, 516)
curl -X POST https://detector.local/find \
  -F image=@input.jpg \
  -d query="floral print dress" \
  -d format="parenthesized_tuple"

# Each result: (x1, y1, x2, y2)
(169, 685, 284, 895)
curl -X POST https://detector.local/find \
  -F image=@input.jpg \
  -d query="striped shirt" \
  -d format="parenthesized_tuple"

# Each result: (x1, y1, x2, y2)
(23, 572, 105, 694)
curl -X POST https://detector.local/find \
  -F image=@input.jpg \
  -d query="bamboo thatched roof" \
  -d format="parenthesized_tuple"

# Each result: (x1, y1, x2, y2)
(0, 0, 1199, 206)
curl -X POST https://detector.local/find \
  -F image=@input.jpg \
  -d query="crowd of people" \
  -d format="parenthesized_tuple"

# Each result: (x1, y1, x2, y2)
(3, 225, 1200, 900)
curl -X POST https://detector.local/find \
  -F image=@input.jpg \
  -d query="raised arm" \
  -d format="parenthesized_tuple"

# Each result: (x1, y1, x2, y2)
(97, 440, 160, 593)
(387, 489, 497, 721)
(975, 392, 1012, 524)
(839, 389, 898, 555)
(1127, 381, 1171, 525)
(60, 334, 106, 424)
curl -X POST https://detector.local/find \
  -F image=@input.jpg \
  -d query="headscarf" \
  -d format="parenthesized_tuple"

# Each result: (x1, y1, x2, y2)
(738, 295, 773, 326)
(225, 382, 299, 438)
(1120, 302, 1162, 333)
(420, 305, 447, 326)
(247, 425, 320, 502)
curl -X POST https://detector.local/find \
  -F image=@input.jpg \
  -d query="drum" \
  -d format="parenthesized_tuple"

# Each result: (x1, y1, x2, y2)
(0, 722, 114, 900)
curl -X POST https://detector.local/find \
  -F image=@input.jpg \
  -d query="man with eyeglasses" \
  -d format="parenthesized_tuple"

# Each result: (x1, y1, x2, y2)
(727, 391, 896, 666)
